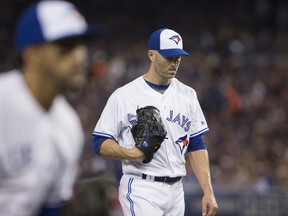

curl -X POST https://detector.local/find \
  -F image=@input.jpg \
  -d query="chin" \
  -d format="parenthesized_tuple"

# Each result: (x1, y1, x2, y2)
(67, 76, 87, 91)
(167, 72, 176, 77)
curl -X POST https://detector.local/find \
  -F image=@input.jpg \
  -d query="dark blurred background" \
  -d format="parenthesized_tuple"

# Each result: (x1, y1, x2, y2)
(1, 0, 288, 215)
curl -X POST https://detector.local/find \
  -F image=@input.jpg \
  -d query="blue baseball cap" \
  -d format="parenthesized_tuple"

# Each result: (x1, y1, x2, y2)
(15, 0, 103, 53)
(148, 28, 190, 57)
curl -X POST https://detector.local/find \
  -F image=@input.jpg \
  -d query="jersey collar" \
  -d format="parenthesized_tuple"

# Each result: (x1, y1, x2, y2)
(144, 79, 170, 91)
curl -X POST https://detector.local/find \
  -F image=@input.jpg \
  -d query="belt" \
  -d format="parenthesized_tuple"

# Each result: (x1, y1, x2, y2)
(142, 174, 181, 184)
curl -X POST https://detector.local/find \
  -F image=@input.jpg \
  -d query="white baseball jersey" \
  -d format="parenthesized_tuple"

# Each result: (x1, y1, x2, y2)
(94, 75, 208, 177)
(0, 70, 84, 216)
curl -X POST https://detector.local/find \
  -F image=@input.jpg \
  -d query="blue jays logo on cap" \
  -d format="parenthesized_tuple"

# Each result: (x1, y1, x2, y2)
(169, 35, 181, 45)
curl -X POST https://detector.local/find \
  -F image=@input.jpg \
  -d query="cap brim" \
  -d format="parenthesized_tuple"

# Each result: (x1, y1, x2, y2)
(53, 23, 108, 42)
(85, 23, 109, 38)
(158, 49, 190, 57)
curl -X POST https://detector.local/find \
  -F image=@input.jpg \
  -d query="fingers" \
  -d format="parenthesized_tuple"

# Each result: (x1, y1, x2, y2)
(202, 201, 218, 216)
(207, 206, 217, 216)
(202, 201, 208, 216)
(202, 208, 207, 216)
(202, 208, 217, 216)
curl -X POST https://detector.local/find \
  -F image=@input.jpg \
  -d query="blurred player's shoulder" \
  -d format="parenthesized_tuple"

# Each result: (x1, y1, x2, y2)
(0, 70, 23, 92)
(0, 70, 39, 112)
(53, 95, 81, 119)
(51, 95, 84, 143)
(0, 70, 44, 116)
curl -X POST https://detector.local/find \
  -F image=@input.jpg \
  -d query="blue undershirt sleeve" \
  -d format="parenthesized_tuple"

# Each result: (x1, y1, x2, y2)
(187, 134, 207, 153)
(92, 134, 109, 155)
(38, 207, 60, 216)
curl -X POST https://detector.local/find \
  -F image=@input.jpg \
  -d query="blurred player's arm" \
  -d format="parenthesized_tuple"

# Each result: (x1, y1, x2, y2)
(187, 134, 218, 216)
(92, 135, 144, 160)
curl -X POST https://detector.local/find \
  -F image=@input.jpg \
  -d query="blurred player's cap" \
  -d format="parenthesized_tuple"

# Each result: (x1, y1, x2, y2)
(149, 28, 190, 57)
(15, 0, 105, 52)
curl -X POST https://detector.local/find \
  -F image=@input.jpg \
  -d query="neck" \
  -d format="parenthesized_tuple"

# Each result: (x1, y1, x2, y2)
(144, 69, 171, 86)
(144, 79, 169, 94)
(23, 67, 60, 110)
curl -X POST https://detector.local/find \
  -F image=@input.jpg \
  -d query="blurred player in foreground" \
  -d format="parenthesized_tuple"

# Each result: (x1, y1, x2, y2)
(0, 1, 102, 215)
(92, 28, 218, 216)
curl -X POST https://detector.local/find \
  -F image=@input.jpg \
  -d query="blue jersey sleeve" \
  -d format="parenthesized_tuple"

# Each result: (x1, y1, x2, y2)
(92, 134, 110, 155)
(38, 207, 60, 216)
(187, 134, 207, 153)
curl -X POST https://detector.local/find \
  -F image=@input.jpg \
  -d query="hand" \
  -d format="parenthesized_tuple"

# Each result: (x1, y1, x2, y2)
(202, 193, 218, 216)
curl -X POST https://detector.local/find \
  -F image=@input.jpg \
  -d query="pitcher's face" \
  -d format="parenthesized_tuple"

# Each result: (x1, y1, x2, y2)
(149, 50, 181, 80)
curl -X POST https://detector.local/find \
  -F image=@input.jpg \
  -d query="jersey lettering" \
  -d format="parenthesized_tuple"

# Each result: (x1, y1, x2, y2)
(183, 121, 191, 132)
(166, 110, 191, 132)
(0, 145, 32, 177)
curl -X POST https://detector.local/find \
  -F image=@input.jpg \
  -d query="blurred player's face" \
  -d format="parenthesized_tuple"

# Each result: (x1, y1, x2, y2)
(150, 51, 181, 81)
(36, 38, 88, 90)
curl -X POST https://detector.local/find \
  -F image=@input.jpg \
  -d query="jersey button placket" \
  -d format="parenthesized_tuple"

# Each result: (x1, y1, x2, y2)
(160, 95, 166, 111)
(160, 94, 174, 174)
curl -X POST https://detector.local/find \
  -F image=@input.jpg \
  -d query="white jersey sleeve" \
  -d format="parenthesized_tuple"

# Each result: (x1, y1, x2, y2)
(93, 90, 122, 141)
(187, 88, 209, 138)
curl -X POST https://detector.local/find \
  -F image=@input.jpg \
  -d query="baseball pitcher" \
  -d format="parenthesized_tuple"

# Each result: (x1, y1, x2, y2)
(92, 28, 218, 216)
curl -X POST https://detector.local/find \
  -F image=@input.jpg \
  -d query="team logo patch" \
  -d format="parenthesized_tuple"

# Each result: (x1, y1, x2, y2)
(169, 35, 181, 45)
(175, 134, 189, 154)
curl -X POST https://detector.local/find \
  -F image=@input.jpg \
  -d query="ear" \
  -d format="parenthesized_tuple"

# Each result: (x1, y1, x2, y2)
(22, 46, 39, 63)
(22, 47, 34, 66)
(148, 50, 154, 61)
